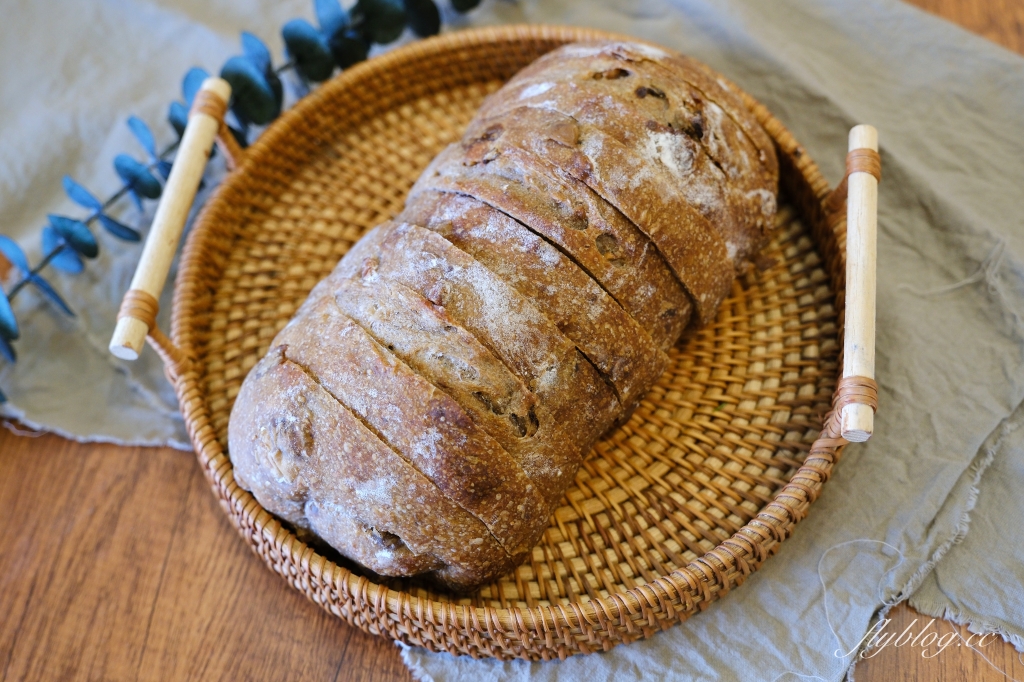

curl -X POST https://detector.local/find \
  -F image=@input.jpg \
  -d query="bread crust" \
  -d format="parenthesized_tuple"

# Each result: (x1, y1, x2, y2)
(399, 189, 667, 413)
(476, 42, 778, 263)
(273, 292, 548, 559)
(228, 40, 779, 590)
(335, 222, 621, 505)
(408, 141, 692, 350)
(227, 346, 514, 588)
(495, 41, 778, 187)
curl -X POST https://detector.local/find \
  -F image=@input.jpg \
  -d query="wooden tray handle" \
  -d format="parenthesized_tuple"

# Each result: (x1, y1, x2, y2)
(109, 77, 234, 365)
(839, 124, 880, 442)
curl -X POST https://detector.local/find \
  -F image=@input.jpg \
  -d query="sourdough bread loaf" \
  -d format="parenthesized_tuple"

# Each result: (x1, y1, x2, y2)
(228, 40, 779, 590)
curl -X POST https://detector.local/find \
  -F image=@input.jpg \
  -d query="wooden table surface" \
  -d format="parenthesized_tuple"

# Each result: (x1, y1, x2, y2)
(3, 1, 1024, 680)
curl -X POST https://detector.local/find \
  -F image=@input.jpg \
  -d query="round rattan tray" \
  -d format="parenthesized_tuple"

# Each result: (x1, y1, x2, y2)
(159, 25, 854, 660)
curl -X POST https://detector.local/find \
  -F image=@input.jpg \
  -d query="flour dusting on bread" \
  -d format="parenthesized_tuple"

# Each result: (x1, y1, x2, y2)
(228, 40, 778, 590)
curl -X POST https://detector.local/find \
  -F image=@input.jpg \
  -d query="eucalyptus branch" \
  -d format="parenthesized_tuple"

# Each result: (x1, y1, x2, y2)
(6, 248, 65, 298)
(4, 139, 181, 303)
(85, 139, 181, 221)
(0, 0, 486, 405)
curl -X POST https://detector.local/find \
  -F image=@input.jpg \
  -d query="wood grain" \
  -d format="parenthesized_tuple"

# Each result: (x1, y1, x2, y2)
(0, 430, 411, 682)
(905, 0, 1024, 53)
(2, 1, 1023, 680)
(4, 432, 1023, 681)
(858, 602, 1024, 681)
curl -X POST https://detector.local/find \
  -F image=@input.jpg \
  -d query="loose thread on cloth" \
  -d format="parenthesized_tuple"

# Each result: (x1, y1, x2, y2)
(822, 539, 906, 659)
(898, 238, 1005, 297)
(932, 625, 1024, 682)
(955, 633, 1024, 682)
(771, 539, 1023, 682)
(2, 419, 44, 437)
(770, 539, 904, 682)
(897, 237, 1024, 335)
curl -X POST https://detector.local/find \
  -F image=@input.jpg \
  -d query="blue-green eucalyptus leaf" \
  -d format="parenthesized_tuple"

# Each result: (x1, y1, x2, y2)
(282, 19, 335, 82)
(221, 56, 280, 125)
(155, 160, 173, 180)
(0, 290, 19, 341)
(355, 0, 407, 44)
(241, 31, 273, 74)
(48, 215, 98, 259)
(42, 226, 84, 274)
(315, 0, 350, 40)
(127, 189, 143, 213)
(451, 0, 481, 11)
(402, 0, 439, 37)
(228, 124, 249, 149)
(127, 116, 158, 158)
(168, 101, 188, 138)
(240, 33, 283, 109)
(0, 335, 15, 364)
(98, 214, 141, 242)
(266, 68, 284, 110)
(28, 274, 74, 317)
(0, 236, 30, 274)
(183, 67, 210, 107)
(62, 176, 102, 211)
(329, 29, 370, 68)
(114, 154, 162, 200)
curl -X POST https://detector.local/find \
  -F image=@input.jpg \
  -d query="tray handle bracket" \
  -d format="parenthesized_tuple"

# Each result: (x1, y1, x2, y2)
(833, 124, 880, 442)
(108, 77, 234, 371)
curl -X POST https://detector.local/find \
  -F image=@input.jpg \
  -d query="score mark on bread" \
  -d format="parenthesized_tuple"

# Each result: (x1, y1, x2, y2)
(228, 40, 779, 591)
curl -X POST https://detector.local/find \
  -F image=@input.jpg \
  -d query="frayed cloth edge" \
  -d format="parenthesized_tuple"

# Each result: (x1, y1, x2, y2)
(846, 402, 1021, 681)
(0, 403, 193, 451)
(398, 641, 438, 682)
(906, 599, 1024, 653)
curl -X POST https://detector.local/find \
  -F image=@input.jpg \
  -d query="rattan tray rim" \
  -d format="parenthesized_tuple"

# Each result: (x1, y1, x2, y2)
(163, 24, 848, 661)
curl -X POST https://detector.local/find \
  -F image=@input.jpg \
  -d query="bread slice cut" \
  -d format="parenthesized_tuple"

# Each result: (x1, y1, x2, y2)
(409, 142, 692, 350)
(399, 189, 667, 414)
(332, 273, 541, 449)
(480, 43, 779, 262)
(459, 106, 734, 323)
(477, 52, 777, 264)
(335, 222, 620, 504)
(273, 292, 547, 559)
(227, 345, 514, 588)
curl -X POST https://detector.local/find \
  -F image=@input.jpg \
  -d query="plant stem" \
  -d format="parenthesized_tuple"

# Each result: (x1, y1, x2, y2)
(6, 247, 66, 298)
(82, 139, 181, 229)
(5, 138, 181, 303)
(5, 56, 299, 305)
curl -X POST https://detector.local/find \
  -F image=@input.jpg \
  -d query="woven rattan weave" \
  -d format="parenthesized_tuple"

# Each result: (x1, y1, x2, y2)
(162, 25, 855, 660)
